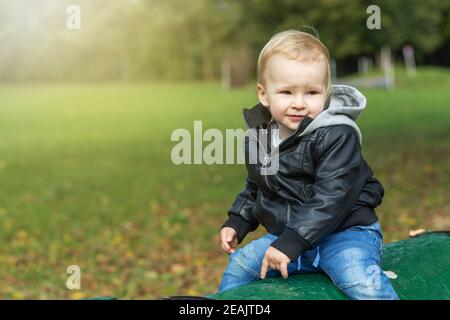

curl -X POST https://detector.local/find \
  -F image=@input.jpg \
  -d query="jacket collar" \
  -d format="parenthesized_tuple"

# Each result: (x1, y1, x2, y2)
(242, 102, 272, 128)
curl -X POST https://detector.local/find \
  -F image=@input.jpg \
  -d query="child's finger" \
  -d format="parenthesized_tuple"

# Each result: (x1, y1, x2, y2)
(221, 231, 230, 245)
(221, 234, 231, 252)
(230, 237, 238, 248)
(223, 241, 231, 253)
(221, 238, 237, 254)
(221, 242, 232, 254)
(280, 262, 288, 279)
(260, 258, 269, 279)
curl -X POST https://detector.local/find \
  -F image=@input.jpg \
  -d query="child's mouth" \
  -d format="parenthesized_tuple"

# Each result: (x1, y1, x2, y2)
(287, 115, 303, 122)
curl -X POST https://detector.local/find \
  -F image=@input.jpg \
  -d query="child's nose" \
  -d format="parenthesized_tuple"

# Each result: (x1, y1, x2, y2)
(290, 96, 306, 109)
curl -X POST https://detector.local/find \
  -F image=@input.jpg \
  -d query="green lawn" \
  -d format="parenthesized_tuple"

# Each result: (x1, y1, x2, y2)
(0, 67, 449, 299)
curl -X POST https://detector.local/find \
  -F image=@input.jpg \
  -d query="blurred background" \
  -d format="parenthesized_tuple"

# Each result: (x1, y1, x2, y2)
(0, 0, 449, 299)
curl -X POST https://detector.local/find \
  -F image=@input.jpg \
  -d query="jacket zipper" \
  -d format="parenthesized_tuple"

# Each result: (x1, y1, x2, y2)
(249, 120, 309, 193)
(247, 129, 276, 193)
(261, 154, 273, 191)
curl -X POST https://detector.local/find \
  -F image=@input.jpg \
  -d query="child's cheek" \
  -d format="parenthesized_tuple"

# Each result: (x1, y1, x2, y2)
(274, 98, 288, 112)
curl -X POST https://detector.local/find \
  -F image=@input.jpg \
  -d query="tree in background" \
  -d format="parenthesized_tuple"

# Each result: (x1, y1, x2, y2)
(0, 0, 448, 82)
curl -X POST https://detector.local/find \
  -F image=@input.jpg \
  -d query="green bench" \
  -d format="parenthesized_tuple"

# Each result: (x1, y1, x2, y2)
(206, 232, 450, 300)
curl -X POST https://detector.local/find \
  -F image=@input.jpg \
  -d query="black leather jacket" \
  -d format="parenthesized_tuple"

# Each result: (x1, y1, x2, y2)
(222, 102, 384, 261)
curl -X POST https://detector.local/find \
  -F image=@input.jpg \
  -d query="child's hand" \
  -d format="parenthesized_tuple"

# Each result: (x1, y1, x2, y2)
(260, 246, 291, 279)
(221, 227, 238, 254)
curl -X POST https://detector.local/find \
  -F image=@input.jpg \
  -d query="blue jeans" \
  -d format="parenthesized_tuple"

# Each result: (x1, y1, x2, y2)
(218, 222, 399, 300)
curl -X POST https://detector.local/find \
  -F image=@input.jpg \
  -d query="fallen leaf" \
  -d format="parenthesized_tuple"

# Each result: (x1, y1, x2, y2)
(409, 228, 426, 237)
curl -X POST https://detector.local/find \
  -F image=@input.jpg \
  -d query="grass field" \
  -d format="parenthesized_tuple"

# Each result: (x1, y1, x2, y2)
(0, 67, 449, 299)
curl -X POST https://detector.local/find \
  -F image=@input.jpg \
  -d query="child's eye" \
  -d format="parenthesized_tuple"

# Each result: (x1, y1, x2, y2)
(307, 91, 318, 95)
(279, 91, 291, 95)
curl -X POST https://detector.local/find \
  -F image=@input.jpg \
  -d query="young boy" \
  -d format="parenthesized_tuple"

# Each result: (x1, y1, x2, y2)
(218, 30, 399, 300)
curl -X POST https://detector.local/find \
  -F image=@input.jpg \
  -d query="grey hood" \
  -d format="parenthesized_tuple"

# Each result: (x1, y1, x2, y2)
(298, 85, 366, 144)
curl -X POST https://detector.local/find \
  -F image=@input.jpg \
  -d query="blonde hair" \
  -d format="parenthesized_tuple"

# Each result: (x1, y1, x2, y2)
(257, 29, 332, 97)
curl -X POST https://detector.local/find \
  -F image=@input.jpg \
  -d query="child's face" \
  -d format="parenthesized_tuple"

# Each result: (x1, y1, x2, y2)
(257, 53, 328, 139)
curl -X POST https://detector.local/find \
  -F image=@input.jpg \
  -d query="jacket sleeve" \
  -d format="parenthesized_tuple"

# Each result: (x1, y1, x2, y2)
(357, 176, 384, 208)
(271, 125, 368, 261)
(221, 176, 260, 243)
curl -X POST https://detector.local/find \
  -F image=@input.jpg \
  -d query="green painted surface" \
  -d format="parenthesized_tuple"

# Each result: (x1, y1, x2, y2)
(208, 232, 450, 300)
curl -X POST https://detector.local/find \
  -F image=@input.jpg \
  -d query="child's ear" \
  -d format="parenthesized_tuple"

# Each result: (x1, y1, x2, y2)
(257, 83, 269, 108)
